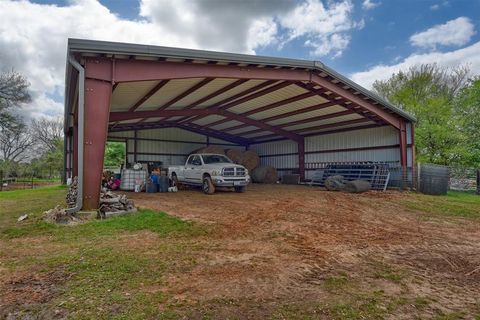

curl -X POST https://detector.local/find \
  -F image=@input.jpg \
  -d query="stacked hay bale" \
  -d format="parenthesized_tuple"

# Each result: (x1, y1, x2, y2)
(251, 166, 278, 184)
(239, 150, 260, 171)
(191, 145, 225, 155)
(225, 149, 243, 164)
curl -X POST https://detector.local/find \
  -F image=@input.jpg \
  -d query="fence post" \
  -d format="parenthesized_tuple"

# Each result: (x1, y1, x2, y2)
(417, 162, 421, 191)
(477, 169, 480, 195)
(0, 170, 3, 192)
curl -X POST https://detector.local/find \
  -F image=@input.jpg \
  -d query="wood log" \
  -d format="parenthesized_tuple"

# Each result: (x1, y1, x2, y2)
(344, 180, 371, 193)
(225, 149, 243, 164)
(252, 166, 278, 184)
(240, 150, 260, 171)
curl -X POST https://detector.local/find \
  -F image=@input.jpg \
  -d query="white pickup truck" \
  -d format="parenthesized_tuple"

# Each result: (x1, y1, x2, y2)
(168, 153, 250, 194)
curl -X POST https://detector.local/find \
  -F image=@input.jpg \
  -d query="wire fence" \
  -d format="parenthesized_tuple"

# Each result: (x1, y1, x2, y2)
(0, 169, 62, 191)
(306, 161, 479, 195)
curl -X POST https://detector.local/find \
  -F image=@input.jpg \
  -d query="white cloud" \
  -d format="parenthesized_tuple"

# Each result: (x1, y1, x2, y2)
(278, 0, 361, 57)
(430, 4, 440, 10)
(410, 17, 476, 49)
(0, 0, 363, 120)
(362, 0, 381, 10)
(350, 41, 480, 89)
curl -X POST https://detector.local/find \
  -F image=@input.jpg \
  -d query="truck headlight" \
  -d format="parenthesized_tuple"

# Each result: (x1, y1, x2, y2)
(211, 170, 220, 176)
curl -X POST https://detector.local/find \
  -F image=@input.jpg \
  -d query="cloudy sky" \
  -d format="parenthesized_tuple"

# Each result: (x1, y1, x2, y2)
(0, 0, 479, 120)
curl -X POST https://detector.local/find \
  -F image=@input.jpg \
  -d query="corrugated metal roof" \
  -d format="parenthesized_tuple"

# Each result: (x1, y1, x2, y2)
(66, 38, 416, 144)
(111, 81, 160, 112)
(136, 78, 204, 111)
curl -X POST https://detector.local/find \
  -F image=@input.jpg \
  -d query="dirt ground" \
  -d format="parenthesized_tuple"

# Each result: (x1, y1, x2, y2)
(127, 184, 480, 318)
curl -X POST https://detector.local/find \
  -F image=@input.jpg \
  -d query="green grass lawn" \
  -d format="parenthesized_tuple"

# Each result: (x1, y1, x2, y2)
(403, 190, 480, 219)
(0, 186, 207, 319)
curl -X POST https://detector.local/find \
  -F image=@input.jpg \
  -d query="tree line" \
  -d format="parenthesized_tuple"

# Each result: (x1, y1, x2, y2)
(0, 71, 63, 179)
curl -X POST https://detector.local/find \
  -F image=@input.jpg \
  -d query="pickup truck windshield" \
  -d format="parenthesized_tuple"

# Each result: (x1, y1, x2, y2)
(202, 155, 232, 164)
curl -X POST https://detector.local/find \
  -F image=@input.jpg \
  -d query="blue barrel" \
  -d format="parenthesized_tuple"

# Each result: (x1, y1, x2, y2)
(146, 182, 158, 193)
(158, 176, 169, 192)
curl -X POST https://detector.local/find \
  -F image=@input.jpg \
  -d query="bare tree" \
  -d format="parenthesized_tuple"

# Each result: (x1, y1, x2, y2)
(30, 117, 63, 152)
(0, 119, 34, 162)
(0, 71, 31, 127)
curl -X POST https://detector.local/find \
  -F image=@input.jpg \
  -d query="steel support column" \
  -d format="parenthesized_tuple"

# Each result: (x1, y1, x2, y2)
(83, 78, 112, 210)
(399, 121, 408, 168)
(73, 122, 78, 177)
(298, 138, 305, 181)
(134, 130, 138, 163)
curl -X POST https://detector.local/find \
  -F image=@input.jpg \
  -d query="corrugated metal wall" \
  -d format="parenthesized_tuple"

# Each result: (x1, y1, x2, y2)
(108, 127, 243, 166)
(251, 126, 410, 179)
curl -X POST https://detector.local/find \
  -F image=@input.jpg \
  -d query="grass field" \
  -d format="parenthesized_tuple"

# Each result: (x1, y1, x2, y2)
(1, 186, 480, 319)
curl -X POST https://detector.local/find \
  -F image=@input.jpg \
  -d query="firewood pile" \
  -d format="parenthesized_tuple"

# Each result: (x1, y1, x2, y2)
(66, 176, 78, 208)
(44, 206, 79, 224)
(99, 189, 136, 217)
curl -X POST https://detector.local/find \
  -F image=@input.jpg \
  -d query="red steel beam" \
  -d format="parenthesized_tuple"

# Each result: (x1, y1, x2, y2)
(200, 81, 293, 128)
(184, 79, 249, 109)
(237, 110, 356, 136)
(109, 108, 302, 142)
(399, 120, 408, 167)
(295, 118, 372, 134)
(85, 58, 310, 83)
(128, 80, 169, 112)
(225, 100, 341, 132)
(295, 82, 381, 124)
(83, 78, 112, 210)
(157, 77, 214, 111)
(298, 138, 305, 181)
(253, 124, 386, 144)
(251, 118, 372, 140)
(109, 109, 215, 122)
(206, 88, 323, 129)
(182, 80, 278, 124)
(310, 74, 400, 129)
(110, 120, 252, 145)
(174, 79, 249, 123)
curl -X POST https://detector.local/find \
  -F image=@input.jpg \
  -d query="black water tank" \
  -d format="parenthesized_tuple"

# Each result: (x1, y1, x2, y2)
(419, 164, 449, 195)
(158, 176, 169, 193)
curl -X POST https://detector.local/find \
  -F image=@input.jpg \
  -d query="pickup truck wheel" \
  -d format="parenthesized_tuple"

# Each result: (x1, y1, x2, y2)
(171, 174, 179, 187)
(234, 186, 245, 193)
(202, 176, 215, 195)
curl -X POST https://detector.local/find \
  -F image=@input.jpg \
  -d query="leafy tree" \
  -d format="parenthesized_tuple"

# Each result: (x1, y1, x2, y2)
(455, 78, 480, 165)
(104, 141, 125, 168)
(373, 64, 470, 165)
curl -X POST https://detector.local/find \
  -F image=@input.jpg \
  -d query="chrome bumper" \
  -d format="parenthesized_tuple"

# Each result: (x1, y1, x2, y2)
(212, 175, 250, 187)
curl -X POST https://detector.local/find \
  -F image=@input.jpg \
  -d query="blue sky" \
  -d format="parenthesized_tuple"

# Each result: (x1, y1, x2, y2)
(0, 0, 479, 119)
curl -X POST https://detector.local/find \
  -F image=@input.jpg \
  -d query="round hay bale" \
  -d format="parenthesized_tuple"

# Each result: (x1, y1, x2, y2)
(201, 145, 225, 155)
(324, 175, 346, 191)
(190, 147, 206, 154)
(344, 180, 371, 193)
(225, 149, 243, 164)
(251, 166, 278, 184)
(240, 150, 260, 171)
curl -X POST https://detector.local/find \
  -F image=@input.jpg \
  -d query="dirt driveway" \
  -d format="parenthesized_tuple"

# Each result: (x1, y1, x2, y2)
(128, 184, 480, 317)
